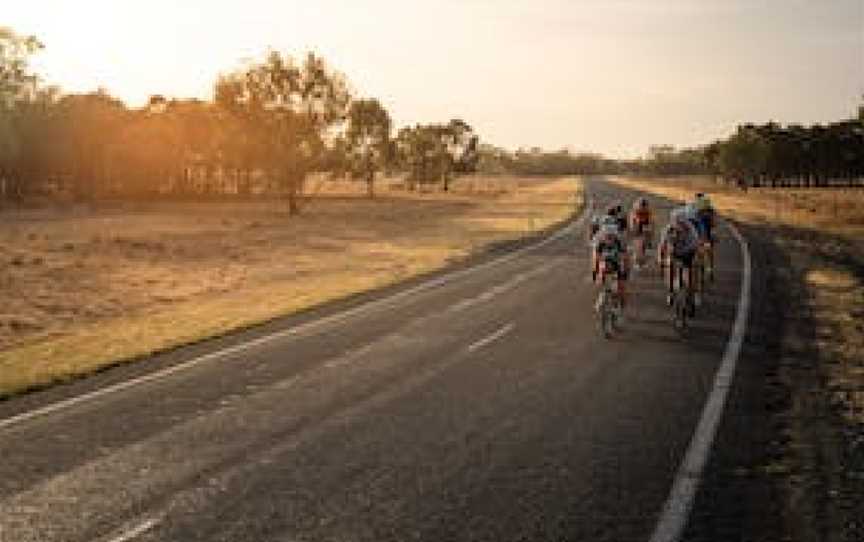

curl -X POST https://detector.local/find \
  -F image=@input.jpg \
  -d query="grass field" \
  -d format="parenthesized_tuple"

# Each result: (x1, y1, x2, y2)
(0, 176, 583, 398)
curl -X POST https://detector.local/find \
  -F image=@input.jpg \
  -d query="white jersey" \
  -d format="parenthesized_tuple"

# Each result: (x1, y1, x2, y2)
(659, 221, 699, 256)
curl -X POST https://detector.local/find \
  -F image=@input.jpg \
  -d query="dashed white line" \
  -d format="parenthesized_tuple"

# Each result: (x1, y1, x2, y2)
(648, 220, 752, 542)
(104, 517, 160, 542)
(466, 323, 516, 353)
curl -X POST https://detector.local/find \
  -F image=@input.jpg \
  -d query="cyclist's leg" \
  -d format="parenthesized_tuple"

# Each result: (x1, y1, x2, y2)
(705, 220, 715, 274)
(694, 244, 704, 296)
(617, 263, 627, 309)
(684, 251, 697, 308)
(667, 254, 675, 297)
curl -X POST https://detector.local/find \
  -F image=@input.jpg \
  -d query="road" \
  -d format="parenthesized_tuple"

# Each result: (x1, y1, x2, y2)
(0, 179, 747, 542)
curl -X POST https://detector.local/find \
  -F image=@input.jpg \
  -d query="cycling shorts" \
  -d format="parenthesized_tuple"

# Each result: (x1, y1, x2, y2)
(634, 221, 652, 236)
(696, 215, 713, 242)
(671, 249, 696, 268)
(600, 255, 628, 281)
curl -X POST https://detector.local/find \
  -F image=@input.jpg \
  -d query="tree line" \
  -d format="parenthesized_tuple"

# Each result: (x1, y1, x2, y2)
(473, 112, 864, 187)
(474, 146, 618, 176)
(0, 27, 479, 211)
(623, 108, 864, 187)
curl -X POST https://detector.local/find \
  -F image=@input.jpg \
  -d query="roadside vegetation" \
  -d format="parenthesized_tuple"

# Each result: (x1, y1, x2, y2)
(0, 26, 584, 397)
(0, 176, 581, 397)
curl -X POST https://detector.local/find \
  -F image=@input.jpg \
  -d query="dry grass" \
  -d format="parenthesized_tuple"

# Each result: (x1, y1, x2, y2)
(0, 176, 582, 397)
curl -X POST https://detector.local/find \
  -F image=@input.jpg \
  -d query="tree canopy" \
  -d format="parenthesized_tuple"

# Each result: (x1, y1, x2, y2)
(0, 29, 483, 207)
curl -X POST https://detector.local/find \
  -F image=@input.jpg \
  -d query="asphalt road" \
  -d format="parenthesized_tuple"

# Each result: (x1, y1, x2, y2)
(0, 178, 746, 542)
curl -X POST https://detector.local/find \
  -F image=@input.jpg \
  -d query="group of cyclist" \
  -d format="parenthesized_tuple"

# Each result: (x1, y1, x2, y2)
(588, 192, 716, 322)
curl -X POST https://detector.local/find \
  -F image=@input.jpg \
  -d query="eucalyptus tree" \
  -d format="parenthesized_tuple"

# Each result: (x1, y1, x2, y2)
(345, 98, 391, 197)
(53, 90, 128, 198)
(439, 118, 478, 191)
(717, 126, 768, 185)
(0, 27, 42, 199)
(395, 124, 443, 189)
(215, 51, 351, 213)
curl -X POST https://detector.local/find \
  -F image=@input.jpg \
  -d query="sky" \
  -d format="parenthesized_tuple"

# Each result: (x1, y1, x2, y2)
(5, 0, 863, 158)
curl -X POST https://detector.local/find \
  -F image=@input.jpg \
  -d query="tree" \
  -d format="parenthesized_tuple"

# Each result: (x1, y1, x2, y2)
(345, 98, 391, 197)
(439, 118, 478, 191)
(396, 124, 444, 189)
(52, 90, 128, 198)
(215, 51, 351, 213)
(0, 27, 42, 199)
(717, 126, 768, 186)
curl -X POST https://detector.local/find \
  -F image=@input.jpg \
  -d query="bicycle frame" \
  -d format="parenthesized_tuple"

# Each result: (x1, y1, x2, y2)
(595, 262, 620, 338)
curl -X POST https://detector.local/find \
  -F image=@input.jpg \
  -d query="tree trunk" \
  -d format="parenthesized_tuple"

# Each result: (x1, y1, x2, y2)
(285, 168, 302, 215)
(366, 169, 375, 198)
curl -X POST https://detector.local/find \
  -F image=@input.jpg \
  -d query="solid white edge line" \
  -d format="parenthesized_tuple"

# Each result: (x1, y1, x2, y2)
(466, 323, 516, 353)
(648, 220, 752, 542)
(0, 190, 591, 432)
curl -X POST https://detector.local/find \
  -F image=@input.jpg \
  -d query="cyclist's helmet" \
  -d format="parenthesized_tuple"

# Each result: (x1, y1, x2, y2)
(598, 223, 619, 242)
(670, 206, 688, 224)
(600, 215, 619, 229)
(683, 203, 699, 220)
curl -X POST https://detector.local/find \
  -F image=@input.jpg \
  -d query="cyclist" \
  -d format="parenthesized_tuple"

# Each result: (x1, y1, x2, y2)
(588, 203, 626, 242)
(591, 211, 630, 316)
(693, 193, 716, 277)
(612, 202, 628, 233)
(629, 197, 654, 265)
(692, 193, 715, 243)
(657, 207, 701, 308)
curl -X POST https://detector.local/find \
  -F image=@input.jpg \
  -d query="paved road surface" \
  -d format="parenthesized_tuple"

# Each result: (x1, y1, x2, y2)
(0, 178, 745, 542)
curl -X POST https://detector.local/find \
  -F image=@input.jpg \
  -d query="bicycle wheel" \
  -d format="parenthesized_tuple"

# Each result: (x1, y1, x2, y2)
(674, 289, 688, 332)
(705, 244, 715, 283)
(672, 265, 688, 332)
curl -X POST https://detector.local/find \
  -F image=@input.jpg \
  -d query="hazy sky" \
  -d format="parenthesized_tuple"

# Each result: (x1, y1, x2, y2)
(6, 0, 863, 157)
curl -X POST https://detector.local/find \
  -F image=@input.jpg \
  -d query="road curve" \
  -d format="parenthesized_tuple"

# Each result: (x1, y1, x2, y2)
(0, 178, 745, 542)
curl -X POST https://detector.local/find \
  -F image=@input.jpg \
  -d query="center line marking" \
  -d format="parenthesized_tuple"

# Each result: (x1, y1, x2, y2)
(466, 323, 515, 353)
(105, 517, 160, 542)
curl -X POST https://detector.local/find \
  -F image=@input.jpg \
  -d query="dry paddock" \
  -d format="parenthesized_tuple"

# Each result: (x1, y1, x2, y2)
(0, 176, 582, 397)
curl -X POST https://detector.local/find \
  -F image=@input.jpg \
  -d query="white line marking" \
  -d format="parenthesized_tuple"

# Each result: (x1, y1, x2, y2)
(0, 195, 590, 432)
(105, 517, 159, 542)
(467, 323, 516, 353)
(649, 220, 752, 542)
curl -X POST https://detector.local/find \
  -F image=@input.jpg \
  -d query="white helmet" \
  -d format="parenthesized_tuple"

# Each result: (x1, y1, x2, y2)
(600, 215, 619, 228)
(599, 223, 619, 238)
(670, 206, 689, 224)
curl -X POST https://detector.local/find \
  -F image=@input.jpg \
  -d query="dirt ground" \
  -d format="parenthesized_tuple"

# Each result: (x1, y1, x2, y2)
(609, 176, 864, 542)
(0, 176, 582, 397)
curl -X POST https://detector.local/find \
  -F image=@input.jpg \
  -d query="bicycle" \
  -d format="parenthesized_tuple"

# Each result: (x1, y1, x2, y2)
(594, 260, 621, 339)
(663, 255, 695, 334)
(631, 223, 653, 270)
(701, 238, 715, 283)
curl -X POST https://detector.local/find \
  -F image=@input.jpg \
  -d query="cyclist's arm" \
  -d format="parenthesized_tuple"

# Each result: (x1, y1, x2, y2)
(657, 226, 670, 262)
